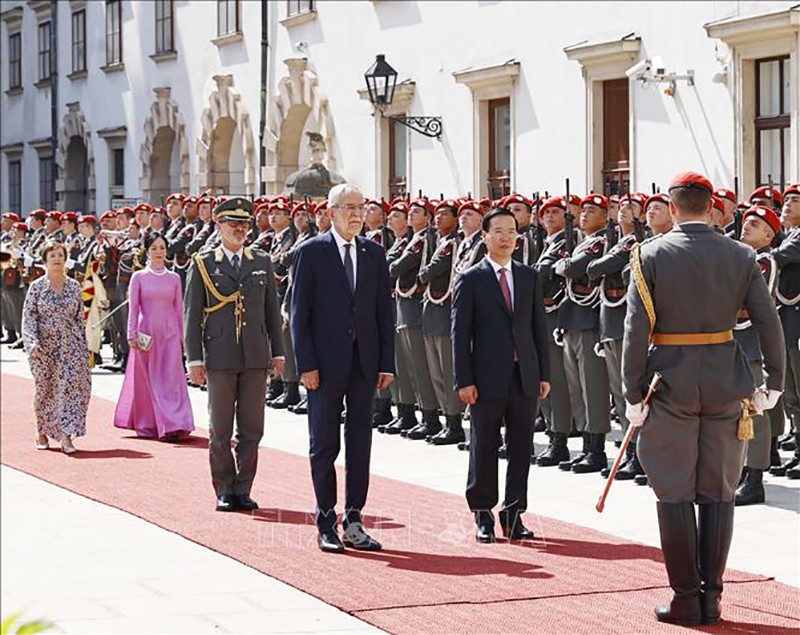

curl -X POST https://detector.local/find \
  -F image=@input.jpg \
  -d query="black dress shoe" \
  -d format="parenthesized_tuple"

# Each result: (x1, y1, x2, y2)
(502, 521, 535, 541)
(216, 493, 236, 512)
(634, 473, 649, 486)
(342, 522, 382, 551)
(475, 524, 496, 543)
(317, 529, 345, 553)
(234, 494, 259, 511)
(292, 399, 308, 415)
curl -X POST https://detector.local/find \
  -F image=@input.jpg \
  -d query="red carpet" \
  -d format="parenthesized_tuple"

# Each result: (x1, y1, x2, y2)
(2, 373, 799, 633)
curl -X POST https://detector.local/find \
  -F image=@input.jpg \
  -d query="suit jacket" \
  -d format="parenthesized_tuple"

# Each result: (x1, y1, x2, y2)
(290, 231, 395, 383)
(622, 223, 785, 407)
(184, 246, 285, 371)
(451, 258, 550, 400)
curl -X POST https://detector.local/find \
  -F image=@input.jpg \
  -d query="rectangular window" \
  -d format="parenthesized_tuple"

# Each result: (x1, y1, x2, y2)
(755, 56, 790, 188)
(8, 33, 22, 89)
(388, 119, 407, 198)
(487, 98, 511, 199)
(217, 0, 239, 36)
(72, 10, 86, 73)
(155, 0, 174, 54)
(287, 0, 313, 16)
(602, 77, 630, 196)
(9, 161, 22, 213)
(106, 0, 122, 65)
(39, 157, 54, 211)
(112, 148, 125, 187)
(38, 22, 51, 81)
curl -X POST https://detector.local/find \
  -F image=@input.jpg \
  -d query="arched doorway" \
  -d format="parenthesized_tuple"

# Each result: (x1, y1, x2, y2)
(140, 87, 190, 202)
(149, 126, 181, 203)
(64, 137, 88, 212)
(209, 116, 245, 194)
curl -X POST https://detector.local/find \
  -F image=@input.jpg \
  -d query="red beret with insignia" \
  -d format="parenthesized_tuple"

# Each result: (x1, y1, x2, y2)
(457, 200, 484, 217)
(46, 211, 62, 221)
(269, 200, 291, 214)
(182, 196, 199, 208)
(291, 202, 311, 218)
(435, 199, 460, 213)
(61, 211, 79, 223)
(538, 196, 567, 217)
(389, 201, 409, 215)
(749, 186, 784, 207)
(409, 197, 432, 214)
(13, 221, 28, 231)
(502, 193, 532, 209)
(743, 205, 781, 235)
(620, 192, 647, 207)
(669, 172, 714, 193)
(581, 194, 609, 210)
(255, 202, 270, 216)
(645, 193, 671, 209)
(29, 209, 47, 220)
(313, 200, 329, 214)
(784, 184, 800, 199)
(134, 202, 154, 215)
(117, 206, 135, 218)
(567, 194, 582, 207)
(78, 214, 96, 224)
(165, 193, 185, 204)
(714, 188, 737, 204)
(99, 210, 117, 221)
(2, 212, 20, 222)
(198, 195, 215, 207)
(712, 196, 726, 214)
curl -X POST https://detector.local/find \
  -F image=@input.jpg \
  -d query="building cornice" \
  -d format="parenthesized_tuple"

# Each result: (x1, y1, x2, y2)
(564, 33, 641, 66)
(704, 6, 800, 46)
(453, 60, 520, 91)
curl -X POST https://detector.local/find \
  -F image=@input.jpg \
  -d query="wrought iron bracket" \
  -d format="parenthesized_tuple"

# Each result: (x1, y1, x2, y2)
(387, 114, 442, 140)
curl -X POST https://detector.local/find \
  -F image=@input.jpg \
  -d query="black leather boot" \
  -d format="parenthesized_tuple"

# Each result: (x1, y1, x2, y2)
(602, 441, 632, 478)
(734, 468, 765, 506)
(269, 381, 301, 409)
(1, 329, 16, 344)
(559, 433, 588, 470)
(536, 432, 570, 466)
(654, 502, 703, 625)
(615, 442, 644, 480)
(406, 409, 442, 440)
(769, 436, 781, 467)
(429, 415, 466, 445)
(572, 433, 608, 474)
(634, 473, 649, 486)
(780, 432, 797, 452)
(371, 398, 393, 428)
(384, 403, 417, 435)
(534, 414, 547, 433)
(698, 502, 735, 624)
(771, 434, 800, 476)
(289, 397, 308, 415)
(266, 378, 284, 404)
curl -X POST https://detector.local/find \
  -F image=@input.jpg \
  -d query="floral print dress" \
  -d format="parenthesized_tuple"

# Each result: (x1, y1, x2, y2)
(21, 276, 91, 439)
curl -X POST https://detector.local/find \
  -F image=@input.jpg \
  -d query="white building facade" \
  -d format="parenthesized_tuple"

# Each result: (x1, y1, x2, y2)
(0, 0, 797, 214)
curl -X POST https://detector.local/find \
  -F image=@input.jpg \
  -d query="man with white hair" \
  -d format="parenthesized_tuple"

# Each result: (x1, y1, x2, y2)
(291, 184, 395, 553)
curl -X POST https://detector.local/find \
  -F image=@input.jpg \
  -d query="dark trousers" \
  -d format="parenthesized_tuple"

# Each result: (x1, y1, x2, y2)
(467, 365, 537, 525)
(307, 342, 375, 531)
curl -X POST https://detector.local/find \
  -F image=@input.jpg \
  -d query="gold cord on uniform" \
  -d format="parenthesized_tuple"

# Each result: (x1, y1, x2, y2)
(194, 254, 244, 343)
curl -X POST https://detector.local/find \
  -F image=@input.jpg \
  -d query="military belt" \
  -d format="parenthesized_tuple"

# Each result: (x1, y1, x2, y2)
(651, 331, 733, 346)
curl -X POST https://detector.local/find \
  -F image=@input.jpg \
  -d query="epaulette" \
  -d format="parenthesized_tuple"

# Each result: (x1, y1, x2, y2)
(214, 247, 225, 262)
(248, 246, 267, 258)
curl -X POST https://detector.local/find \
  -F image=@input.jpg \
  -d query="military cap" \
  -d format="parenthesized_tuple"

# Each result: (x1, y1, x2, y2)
(13, 221, 28, 232)
(61, 211, 79, 223)
(784, 184, 800, 199)
(117, 206, 135, 218)
(2, 212, 21, 222)
(749, 186, 784, 207)
(29, 209, 47, 220)
(45, 211, 62, 221)
(609, 194, 620, 204)
(182, 196, 199, 208)
(567, 194, 582, 207)
(214, 196, 254, 221)
(253, 195, 270, 207)
(435, 199, 460, 213)
(99, 210, 117, 221)
(668, 172, 713, 193)
(254, 202, 270, 216)
(165, 193, 185, 204)
(198, 195, 215, 208)
(134, 202, 154, 214)
(150, 206, 166, 216)
(313, 200, 328, 214)
(268, 200, 291, 214)
(389, 201, 410, 215)
(478, 198, 493, 211)
(502, 194, 532, 209)
(711, 195, 726, 214)
(291, 202, 311, 218)
(743, 205, 781, 235)
(645, 193, 671, 209)
(538, 196, 567, 216)
(620, 192, 647, 207)
(78, 214, 96, 224)
(410, 197, 432, 214)
(365, 198, 390, 214)
(581, 194, 609, 210)
(714, 188, 737, 204)
(457, 200, 484, 217)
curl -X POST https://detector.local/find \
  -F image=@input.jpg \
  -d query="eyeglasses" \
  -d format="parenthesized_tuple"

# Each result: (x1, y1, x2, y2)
(332, 204, 366, 215)
(223, 220, 251, 228)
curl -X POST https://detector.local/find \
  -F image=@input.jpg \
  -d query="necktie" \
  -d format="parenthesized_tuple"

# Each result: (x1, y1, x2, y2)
(232, 254, 240, 274)
(498, 267, 513, 312)
(343, 243, 355, 293)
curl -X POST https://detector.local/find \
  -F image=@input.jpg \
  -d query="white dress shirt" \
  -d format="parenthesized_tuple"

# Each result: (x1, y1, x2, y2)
(331, 227, 357, 287)
(221, 245, 244, 266)
(486, 256, 514, 310)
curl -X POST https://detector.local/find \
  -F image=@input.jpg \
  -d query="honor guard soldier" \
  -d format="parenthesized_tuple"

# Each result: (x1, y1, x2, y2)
(164, 193, 187, 268)
(1, 215, 25, 346)
(713, 188, 738, 234)
(770, 183, 800, 479)
(266, 199, 299, 406)
(365, 199, 394, 251)
(378, 201, 418, 431)
(623, 172, 785, 626)
(750, 185, 783, 212)
(586, 192, 647, 481)
(535, 196, 586, 465)
(60, 212, 82, 277)
(168, 195, 202, 290)
(414, 199, 464, 443)
(734, 205, 781, 505)
(386, 197, 440, 435)
(504, 194, 540, 265)
(186, 195, 217, 256)
(552, 194, 611, 474)
(250, 202, 274, 251)
(184, 197, 285, 512)
(453, 200, 487, 277)
(43, 211, 64, 242)
(74, 215, 98, 281)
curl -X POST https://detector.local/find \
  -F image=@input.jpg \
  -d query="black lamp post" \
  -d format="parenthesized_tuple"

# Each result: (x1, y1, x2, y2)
(364, 54, 442, 140)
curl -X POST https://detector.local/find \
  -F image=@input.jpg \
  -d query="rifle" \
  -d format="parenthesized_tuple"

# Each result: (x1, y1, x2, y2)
(768, 174, 778, 211)
(532, 192, 546, 257)
(632, 216, 646, 243)
(605, 215, 618, 252)
(564, 178, 575, 254)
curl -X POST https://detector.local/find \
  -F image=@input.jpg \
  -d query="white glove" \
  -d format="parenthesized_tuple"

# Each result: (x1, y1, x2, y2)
(752, 386, 781, 415)
(65, 258, 75, 270)
(626, 400, 649, 428)
(24, 254, 33, 267)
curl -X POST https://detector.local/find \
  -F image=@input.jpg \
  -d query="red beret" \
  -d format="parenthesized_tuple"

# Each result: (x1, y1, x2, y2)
(134, 202, 154, 214)
(254, 202, 270, 216)
(668, 172, 713, 193)
(13, 221, 27, 232)
(567, 194, 582, 207)
(61, 212, 79, 223)
(435, 199, 460, 213)
(151, 206, 166, 215)
(99, 210, 117, 221)
(46, 211, 62, 221)
(2, 212, 20, 222)
(117, 206, 135, 218)
(538, 196, 567, 216)
(78, 214, 96, 224)
(478, 198, 492, 210)
(743, 205, 781, 235)
(389, 201, 410, 215)
(581, 194, 609, 210)
(620, 192, 647, 207)
(645, 193, 671, 209)
(711, 196, 726, 214)
(502, 193, 532, 209)
(29, 209, 47, 220)
(313, 200, 329, 214)
(165, 193, 185, 204)
(198, 195, 215, 207)
(609, 194, 620, 203)
(269, 201, 291, 214)
(409, 197, 432, 214)
(714, 188, 737, 204)
(291, 202, 311, 218)
(182, 196, 199, 208)
(784, 184, 800, 199)
(365, 198, 390, 214)
(457, 200, 484, 217)
(749, 186, 784, 207)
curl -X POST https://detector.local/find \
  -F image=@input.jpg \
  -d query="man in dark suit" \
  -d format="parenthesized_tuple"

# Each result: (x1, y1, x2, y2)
(452, 207, 551, 543)
(291, 184, 395, 553)
(184, 198, 286, 512)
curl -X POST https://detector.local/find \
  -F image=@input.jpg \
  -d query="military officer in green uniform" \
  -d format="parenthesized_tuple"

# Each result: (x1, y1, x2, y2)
(184, 197, 286, 512)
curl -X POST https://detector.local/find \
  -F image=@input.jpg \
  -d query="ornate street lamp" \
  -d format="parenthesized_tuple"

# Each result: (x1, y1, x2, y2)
(364, 54, 442, 140)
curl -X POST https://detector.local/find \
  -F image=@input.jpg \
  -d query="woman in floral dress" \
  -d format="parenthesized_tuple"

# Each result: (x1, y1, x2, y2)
(21, 241, 91, 454)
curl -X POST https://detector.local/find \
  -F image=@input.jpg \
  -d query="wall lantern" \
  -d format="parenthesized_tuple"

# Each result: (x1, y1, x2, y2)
(364, 54, 442, 140)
